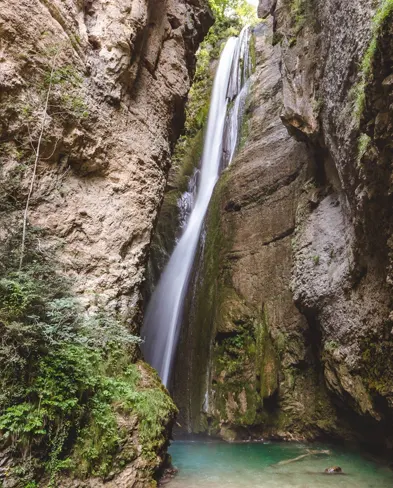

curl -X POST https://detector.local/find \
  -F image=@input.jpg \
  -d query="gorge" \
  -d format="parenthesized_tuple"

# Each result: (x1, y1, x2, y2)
(1, 0, 393, 487)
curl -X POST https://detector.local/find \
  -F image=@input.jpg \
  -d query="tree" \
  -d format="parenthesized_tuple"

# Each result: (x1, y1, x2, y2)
(209, 0, 257, 25)
(19, 50, 59, 270)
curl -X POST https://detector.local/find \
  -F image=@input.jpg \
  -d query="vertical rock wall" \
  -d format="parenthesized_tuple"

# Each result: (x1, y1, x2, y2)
(174, 0, 393, 451)
(272, 0, 393, 448)
(0, 0, 212, 326)
(175, 22, 340, 440)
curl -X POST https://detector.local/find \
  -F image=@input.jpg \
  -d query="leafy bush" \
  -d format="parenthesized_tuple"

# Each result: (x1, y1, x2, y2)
(209, 0, 257, 26)
(0, 230, 176, 486)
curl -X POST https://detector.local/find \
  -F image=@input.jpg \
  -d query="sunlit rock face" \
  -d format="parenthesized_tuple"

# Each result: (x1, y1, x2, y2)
(0, 0, 212, 325)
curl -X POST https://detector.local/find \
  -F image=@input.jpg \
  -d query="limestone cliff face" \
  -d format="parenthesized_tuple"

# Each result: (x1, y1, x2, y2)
(175, 0, 393, 449)
(270, 0, 393, 448)
(0, 0, 211, 325)
(0, 0, 211, 484)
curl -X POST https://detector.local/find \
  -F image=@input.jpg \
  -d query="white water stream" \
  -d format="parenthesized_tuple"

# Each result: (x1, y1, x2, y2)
(142, 28, 251, 387)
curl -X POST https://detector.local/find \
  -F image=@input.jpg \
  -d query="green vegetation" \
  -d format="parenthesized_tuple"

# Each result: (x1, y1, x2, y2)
(43, 61, 89, 120)
(290, 0, 314, 33)
(313, 255, 320, 265)
(0, 229, 176, 486)
(213, 326, 262, 426)
(362, 333, 393, 396)
(357, 133, 371, 162)
(212, 309, 279, 427)
(324, 340, 339, 352)
(238, 95, 252, 151)
(209, 0, 258, 26)
(249, 32, 257, 72)
(353, 0, 393, 121)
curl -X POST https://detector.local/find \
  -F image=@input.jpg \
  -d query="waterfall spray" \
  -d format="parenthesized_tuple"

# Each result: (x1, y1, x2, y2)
(142, 27, 252, 387)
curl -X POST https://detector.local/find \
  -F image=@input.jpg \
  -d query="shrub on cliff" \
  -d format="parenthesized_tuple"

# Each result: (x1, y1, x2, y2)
(0, 230, 176, 486)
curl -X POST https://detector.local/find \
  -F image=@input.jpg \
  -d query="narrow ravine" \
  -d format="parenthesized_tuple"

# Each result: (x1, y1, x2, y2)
(2, 0, 393, 486)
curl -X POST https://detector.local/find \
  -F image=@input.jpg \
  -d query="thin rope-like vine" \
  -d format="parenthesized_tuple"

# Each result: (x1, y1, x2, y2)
(19, 53, 59, 270)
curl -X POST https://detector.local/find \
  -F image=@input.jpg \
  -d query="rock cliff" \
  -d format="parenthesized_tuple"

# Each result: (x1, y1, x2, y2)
(273, 0, 393, 449)
(0, 0, 211, 485)
(0, 0, 211, 323)
(171, 0, 393, 451)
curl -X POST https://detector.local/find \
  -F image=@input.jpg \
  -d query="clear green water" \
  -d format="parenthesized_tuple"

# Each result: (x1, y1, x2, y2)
(167, 441, 393, 488)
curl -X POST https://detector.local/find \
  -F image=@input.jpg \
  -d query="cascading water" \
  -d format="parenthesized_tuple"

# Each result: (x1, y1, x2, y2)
(142, 27, 252, 387)
(177, 168, 199, 231)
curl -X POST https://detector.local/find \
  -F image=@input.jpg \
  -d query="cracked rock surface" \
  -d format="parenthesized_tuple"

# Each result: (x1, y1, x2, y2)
(0, 0, 211, 325)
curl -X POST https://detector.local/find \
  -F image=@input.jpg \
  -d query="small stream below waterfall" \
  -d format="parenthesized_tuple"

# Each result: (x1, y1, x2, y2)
(166, 441, 393, 488)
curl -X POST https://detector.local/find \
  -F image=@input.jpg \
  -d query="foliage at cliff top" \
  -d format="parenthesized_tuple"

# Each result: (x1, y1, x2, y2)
(209, 0, 258, 25)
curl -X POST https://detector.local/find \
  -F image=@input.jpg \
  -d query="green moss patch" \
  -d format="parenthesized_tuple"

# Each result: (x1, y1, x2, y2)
(352, 0, 393, 122)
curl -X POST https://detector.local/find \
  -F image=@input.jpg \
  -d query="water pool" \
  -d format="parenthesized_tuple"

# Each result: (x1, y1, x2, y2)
(167, 440, 393, 488)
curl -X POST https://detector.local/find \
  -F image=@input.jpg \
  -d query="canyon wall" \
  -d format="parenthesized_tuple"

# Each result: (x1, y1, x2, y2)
(174, 0, 393, 450)
(0, 0, 211, 324)
(275, 0, 393, 449)
(0, 0, 211, 485)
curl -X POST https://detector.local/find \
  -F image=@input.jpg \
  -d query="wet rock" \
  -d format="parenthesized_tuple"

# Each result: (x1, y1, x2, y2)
(324, 466, 343, 474)
(260, 0, 393, 449)
(159, 466, 179, 485)
(173, 18, 338, 440)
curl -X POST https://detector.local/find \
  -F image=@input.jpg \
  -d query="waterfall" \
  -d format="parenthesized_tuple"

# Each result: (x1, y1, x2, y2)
(142, 27, 252, 387)
(177, 168, 199, 231)
(222, 80, 250, 169)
